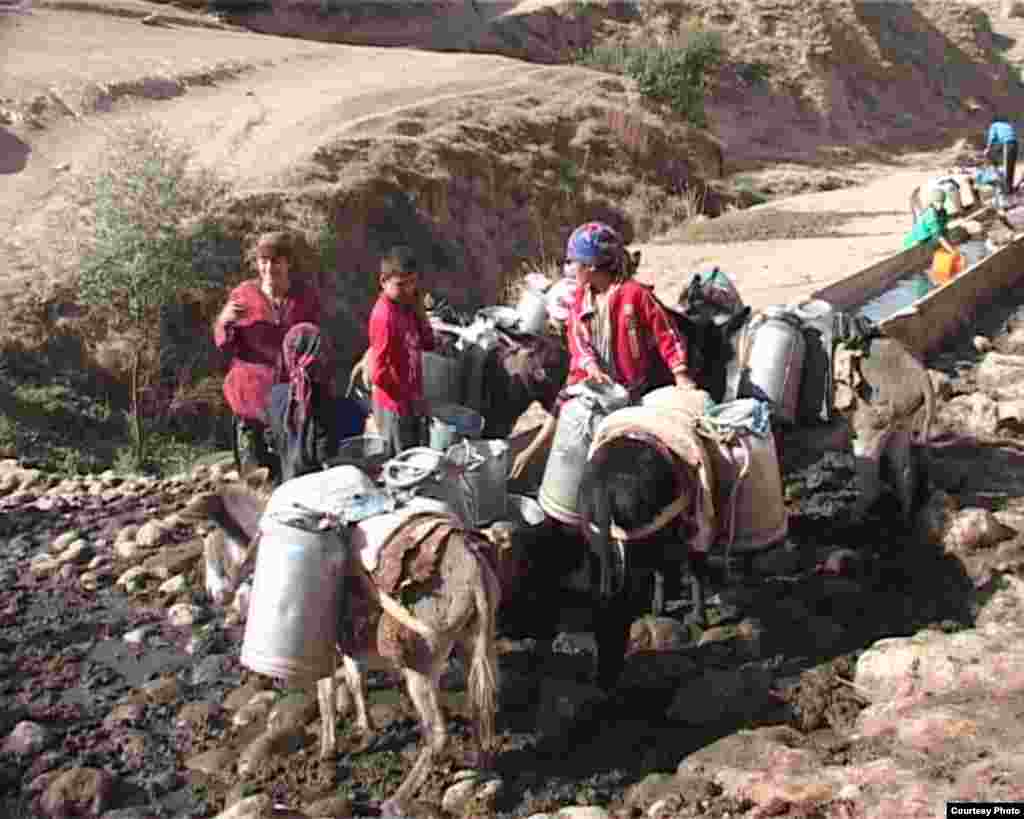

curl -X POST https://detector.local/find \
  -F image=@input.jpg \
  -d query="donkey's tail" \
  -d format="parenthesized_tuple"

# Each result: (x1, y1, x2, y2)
(467, 539, 502, 760)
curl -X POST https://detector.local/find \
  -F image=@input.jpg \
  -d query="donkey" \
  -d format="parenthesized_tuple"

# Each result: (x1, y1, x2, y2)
(577, 430, 715, 690)
(186, 469, 502, 818)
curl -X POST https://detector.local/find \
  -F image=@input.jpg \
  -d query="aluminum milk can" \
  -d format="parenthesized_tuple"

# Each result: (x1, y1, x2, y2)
(739, 306, 806, 426)
(538, 381, 630, 526)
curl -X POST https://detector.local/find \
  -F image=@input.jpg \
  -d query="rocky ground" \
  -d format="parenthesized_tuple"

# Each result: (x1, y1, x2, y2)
(5, 296, 1024, 818)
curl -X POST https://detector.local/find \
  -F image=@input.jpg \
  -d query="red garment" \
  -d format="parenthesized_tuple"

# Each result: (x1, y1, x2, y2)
(566, 279, 688, 395)
(368, 295, 436, 415)
(214, 279, 321, 421)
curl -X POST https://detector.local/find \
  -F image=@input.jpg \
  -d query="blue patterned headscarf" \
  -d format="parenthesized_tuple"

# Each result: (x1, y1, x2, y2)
(565, 222, 625, 273)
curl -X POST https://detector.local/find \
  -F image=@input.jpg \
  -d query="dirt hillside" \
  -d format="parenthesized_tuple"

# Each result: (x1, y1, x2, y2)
(3, 0, 1024, 372)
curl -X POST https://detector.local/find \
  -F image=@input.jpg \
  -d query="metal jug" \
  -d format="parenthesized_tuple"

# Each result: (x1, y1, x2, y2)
(538, 381, 630, 526)
(446, 438, 509, 527)
(739, 306, 806, 426)
(240, 518, 347, 684)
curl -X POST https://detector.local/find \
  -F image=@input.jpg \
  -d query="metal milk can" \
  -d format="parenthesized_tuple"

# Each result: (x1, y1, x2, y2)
(240, 518, 347, 684)
(739, 306, 806, 426)
(538, 381, 630, 526)
(445, 438, 509, 527)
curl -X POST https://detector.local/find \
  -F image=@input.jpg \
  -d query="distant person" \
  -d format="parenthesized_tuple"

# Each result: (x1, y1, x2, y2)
(213, 231, 321, 476)
(267, 323, 367, 483)
(903, 188, 956, 254)
(909, 174, 976, 221)
(927, 226, 972, 287)
(368, 245, 435, 458)
(985, 115, 1018, 194)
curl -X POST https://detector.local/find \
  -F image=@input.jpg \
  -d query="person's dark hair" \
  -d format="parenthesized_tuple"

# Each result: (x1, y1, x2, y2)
(255, 231, 293, 262)
(380, 245, 418, 278)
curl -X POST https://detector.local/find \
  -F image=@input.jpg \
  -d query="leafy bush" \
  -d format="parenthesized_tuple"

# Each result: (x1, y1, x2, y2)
(576, 30, 724, 126)
(71, 119, 231, 467)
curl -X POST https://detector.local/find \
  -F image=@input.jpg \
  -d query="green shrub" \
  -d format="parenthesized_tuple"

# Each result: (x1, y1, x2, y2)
(576, 30, 724, 126)
(72, 119, 231, 468)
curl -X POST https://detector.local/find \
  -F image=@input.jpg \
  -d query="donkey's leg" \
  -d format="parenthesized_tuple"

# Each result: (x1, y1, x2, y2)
(339, 654, 373, 736)
(316, 652, 339, 759)
(850, 424, 892, 521)
(886, 428, 918, 528)
(686, 551, 709, 629)
(380, 660, 451, 818)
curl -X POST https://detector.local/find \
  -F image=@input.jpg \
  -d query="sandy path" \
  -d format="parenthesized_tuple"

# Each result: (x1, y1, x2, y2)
(0, 1, 969, 308)
(635, 167, 964, 309)
(0, 4, 553, 293)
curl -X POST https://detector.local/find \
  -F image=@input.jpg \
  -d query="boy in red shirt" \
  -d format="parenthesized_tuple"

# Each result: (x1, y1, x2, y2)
(368, 246, 435, 457)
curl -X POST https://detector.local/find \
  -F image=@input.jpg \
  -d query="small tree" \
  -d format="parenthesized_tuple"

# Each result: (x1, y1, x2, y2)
(74, 120, 231, 467)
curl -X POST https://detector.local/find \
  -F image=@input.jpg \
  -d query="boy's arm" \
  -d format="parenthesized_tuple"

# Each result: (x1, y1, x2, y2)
(369, 309, 403, 396)
(639, 288, 689, 378)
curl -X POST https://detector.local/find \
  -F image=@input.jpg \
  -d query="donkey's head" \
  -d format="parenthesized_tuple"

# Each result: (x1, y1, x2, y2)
(183, 466, 273, 606)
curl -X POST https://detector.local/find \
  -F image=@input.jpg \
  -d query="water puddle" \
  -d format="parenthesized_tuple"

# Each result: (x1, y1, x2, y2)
(858, 271, 932, 323)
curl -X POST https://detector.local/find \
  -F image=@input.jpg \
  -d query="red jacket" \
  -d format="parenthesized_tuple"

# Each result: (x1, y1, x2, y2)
(213, 279, 321, 421)
(368, 295, 436, 415)
(566, 279, 688, 397)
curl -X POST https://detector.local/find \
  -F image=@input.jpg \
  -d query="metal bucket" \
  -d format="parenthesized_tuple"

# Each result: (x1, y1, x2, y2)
(240, 517, 346, 683)
(445, 439, 509, 527)
(429, 403, 485, 451)
(328, 434, 389, 481)
(538, 381, 629, 526)
(740, 307, 806, 426)
(422, 351, 464, 406)
(706, 418, 788, 553)
(507, 493, 546, 527)
(515, 288, 549, 335)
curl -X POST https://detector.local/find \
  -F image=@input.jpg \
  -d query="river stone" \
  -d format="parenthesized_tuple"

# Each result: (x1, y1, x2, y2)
(555, 809, 611, 819)
(441, 770, 503, 814)
(267, 691, 317, 734)
(185, 747, 239, 778)
(941, 392, 1000, 436)
(191, 654, 233, 686)
(168, 602, 201, 627)
(232, 691, 278, 727)
(976, 352, 1024, 399)
(135, 520, 166, 548)
(942, 507, 1016, 554)
(104, 703, 146, 728)
(223, 678, 272, 711)
(138, 675, 180, 705)
(237, 726, 308, 776)
(123, 626, 155, 645)
(302, 794, 353, 818)
(3, 720, 52, 755)
(159, 574, 189, 595)
(39, 767, 114, 818)
(51, 530, 80, 550)
(854, 625, 1024, 700)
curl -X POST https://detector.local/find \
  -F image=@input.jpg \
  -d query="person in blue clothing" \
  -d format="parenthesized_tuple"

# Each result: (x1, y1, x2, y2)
(985, 115, 1018, 195)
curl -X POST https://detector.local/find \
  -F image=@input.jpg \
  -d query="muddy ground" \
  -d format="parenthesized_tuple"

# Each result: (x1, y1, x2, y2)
(0, 294, 1022, 819)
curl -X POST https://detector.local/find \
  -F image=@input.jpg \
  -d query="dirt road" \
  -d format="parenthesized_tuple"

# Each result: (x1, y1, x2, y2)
(0, 0, 976, 309)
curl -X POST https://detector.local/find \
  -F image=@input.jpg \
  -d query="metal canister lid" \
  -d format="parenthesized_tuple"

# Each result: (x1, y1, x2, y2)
(760, 305, 803, 327)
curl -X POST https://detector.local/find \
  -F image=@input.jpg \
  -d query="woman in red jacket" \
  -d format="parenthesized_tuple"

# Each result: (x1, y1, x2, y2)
(213, 231, 321, 475)
(510, 221, 696, 479)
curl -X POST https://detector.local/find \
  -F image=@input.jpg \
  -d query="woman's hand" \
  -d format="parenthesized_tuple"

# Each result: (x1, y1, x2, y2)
(220, 298, 246, 326)
(584, 363, 611, 385)
(674, 372, 698, 390)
